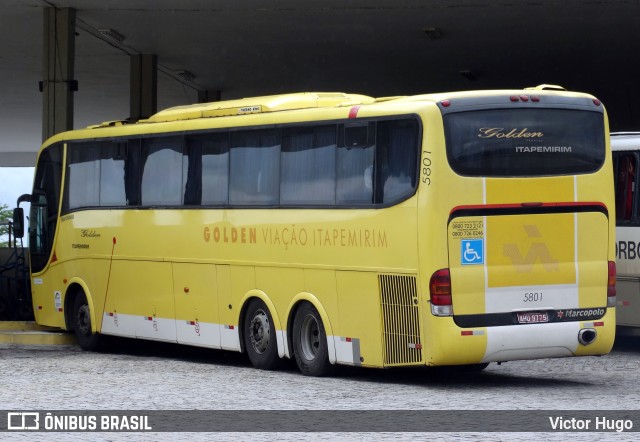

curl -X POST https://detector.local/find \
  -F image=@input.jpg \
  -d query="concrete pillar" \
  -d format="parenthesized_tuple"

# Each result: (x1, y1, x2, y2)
(42, 7, 76, 141)
(130, 54, 157, 120)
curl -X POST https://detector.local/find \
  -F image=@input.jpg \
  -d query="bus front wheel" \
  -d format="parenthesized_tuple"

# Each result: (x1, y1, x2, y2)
(243, 299, 281, 370)
(292, 303, 336, 377)
(72, 292, 102, 351)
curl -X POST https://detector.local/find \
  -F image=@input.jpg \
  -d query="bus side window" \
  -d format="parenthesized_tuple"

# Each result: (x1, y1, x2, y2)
(141, 136, 184, 206)
(65, 143, 101, 210)
(230, 129, 281, 206)
(65, 141, 129, 210)
(375, 119, 419, 204)
(281, 125, 336, 205)
(615, 153, 637, 222)
(100, 143, 127, 207)
(184, 133, 229, 206)
(337, 123, 375, 205)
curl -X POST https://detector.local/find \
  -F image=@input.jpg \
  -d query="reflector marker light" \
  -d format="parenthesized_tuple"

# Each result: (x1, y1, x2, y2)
(348, 106, 361, 118)
(461, 330, 485, 336)
(607, 261, 616, 300)
(408, 343, 423, 349)
(441, 100, 451, 107)
(509, 95, 541, 103)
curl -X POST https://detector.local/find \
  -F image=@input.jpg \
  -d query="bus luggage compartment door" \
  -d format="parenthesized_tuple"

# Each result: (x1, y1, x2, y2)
(447, 210, 609, 324)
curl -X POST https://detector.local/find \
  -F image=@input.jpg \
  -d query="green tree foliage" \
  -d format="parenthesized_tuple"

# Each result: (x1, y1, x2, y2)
(0, 203, 14, 247)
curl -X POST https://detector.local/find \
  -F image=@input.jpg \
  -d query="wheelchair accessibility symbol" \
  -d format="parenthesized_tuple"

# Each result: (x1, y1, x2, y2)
(461, 239, 484, 265)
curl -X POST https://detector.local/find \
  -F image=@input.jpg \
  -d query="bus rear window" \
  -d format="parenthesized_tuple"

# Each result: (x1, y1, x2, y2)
(444, 108, 605, 176)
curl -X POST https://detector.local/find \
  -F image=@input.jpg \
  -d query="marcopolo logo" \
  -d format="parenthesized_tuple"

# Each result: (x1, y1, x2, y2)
(556, 308, 606, 321)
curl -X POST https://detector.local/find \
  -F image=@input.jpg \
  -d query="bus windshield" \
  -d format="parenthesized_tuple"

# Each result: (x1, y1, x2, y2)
(444, 108, 605, 177)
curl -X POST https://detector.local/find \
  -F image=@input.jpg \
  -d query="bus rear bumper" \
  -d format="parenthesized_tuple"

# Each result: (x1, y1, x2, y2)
(479, 317, 614, 363)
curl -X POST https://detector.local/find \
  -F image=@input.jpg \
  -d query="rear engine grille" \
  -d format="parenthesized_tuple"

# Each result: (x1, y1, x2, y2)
(379, 274, 422, 365)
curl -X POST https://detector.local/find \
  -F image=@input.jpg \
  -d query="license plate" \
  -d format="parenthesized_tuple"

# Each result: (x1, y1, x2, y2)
(516, 312, 549, 324)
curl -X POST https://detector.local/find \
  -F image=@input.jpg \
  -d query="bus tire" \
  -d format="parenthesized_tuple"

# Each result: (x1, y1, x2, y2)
(292, 302, 337, 377)
(72, 292, 102, 351)
(243, 299, 281, 370)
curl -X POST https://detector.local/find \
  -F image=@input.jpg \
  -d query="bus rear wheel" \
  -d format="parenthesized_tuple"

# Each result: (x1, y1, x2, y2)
(292, 303, 336, 377)
(243, 299, 281, 370)
(72, 292, 103, 351)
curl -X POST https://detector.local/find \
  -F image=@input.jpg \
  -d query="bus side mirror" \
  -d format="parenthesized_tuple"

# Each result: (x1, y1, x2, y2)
(13, 208, 24, 239)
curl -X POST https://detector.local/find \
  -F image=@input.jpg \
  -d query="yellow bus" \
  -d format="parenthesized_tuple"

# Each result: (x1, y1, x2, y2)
(14, 87, 616, 376)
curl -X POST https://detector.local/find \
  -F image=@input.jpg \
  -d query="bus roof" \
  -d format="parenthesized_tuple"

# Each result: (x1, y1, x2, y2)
(78, 87, 598, 133)
(611, 132, 640, 151)
(144, 92, 377, 123)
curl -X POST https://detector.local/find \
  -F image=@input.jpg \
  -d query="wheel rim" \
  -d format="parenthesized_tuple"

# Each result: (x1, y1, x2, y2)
(300, 314, 320, 361)
(77, 304, 92, 336)
(249, 310, 270, 354)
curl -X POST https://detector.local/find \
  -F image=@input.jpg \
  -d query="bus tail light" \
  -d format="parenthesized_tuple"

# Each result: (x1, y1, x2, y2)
(430, 268, 453, 316)
(607, 261, 616, 307)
